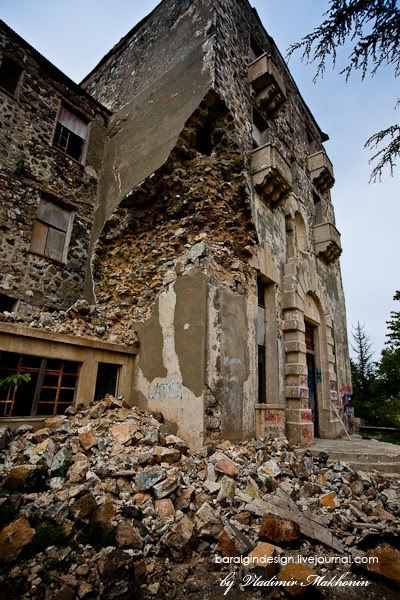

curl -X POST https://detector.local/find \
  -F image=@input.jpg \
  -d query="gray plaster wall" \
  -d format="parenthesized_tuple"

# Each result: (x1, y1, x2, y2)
(82, 0, 216, 245)
(132, 269, 208, 449)
(205, 279, 257, 443)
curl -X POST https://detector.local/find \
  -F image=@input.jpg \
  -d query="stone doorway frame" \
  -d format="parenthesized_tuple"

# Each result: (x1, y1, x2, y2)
(283, 258, 342, 445)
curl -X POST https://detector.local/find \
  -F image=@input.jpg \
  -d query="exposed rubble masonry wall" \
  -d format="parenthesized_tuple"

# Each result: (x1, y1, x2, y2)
(0, 23, 109, 313)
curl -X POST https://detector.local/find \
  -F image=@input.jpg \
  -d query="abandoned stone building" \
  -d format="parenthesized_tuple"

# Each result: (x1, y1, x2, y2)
(0, 0, 352, 449)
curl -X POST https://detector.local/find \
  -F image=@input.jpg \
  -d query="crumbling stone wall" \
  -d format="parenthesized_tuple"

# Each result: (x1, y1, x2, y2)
(0, 0, 352, 447)
(93, 95, 256, 326)
(81, 0, 216, 251)
(209, 0, 352, 442)
(0, 22, 109, 313)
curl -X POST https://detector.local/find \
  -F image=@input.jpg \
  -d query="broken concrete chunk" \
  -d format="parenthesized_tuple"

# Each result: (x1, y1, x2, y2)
(135, 467, 164, 491)
(216, 475, 236, 502)
(155, 498, 175, 518)
(0, 518, 35, 562)
(111, 422, 135, 445)
(365, 544, 400, 585)
(259, 459, 281, 478)
(277, 563, 317, 597)
(155, 446, 181, 464)
(160, 516, 194, 560)
(259, 512, 300, 544)
(92, 500, 116, 533)
(115, 523, 143, 549)
(78, 429, 97, 452)
(320, 491, 339, 509)
(214, 456, 239, 478)
(245, 542, 279, 578)
(4, 465, 36, 490)
(188, 241, 207, 262)
(195, 502, 221, 537)
(152, 475, 180, 499)
(221, 522, 252, 556)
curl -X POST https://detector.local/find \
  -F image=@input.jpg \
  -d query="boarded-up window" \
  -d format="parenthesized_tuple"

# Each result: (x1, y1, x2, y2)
(30, 199, 73, 263)
(53, 105, 88, 162)
(0, 56, 23, 97)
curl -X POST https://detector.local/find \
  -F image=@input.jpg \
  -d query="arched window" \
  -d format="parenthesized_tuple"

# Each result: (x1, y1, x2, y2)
(295, 212, 308, 253)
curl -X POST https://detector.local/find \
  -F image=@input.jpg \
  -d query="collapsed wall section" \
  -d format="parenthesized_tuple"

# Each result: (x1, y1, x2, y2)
(81, 0, 216, 251)
(90, 95, 258, 447)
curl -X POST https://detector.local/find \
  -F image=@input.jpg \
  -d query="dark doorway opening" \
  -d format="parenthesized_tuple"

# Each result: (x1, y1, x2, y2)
(305, 322, 319, 435)
(257, 278, 267, 404)
(94, 363, 120, 402)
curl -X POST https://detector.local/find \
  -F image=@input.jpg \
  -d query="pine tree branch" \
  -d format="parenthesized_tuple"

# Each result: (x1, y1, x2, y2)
(287, 0, 400, 180)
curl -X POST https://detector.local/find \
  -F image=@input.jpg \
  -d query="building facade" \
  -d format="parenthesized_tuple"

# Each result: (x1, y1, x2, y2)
(0, 0, 352, 448)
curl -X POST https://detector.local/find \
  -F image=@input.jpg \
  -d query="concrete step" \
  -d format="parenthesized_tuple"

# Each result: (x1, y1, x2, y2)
(295, 437, 400, 476)
(342, 461, 400, 476)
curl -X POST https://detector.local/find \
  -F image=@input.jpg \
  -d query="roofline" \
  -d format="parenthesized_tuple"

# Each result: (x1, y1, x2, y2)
(80, 1, 164, 85)
(250, 5, 329, 142)
(0, 19, 112, 115)
(78, 0, 328, 142)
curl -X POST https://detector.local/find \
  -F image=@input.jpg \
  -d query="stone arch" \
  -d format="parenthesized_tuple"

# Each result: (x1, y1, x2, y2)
(294, 211, 308, 253)
(283, 259, 342, 444)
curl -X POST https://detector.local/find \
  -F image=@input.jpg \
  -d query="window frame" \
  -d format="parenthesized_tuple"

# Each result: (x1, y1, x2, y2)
(0, 54, 24, 99)
(0, 352, 80, 417)
(52, 101, 90, 164)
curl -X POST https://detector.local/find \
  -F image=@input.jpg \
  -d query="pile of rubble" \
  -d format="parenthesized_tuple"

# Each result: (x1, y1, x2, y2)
(0, 397, 399, 599)
(0, 299, 139, 346)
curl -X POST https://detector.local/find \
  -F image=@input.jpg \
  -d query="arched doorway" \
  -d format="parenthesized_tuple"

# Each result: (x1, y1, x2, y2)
(304, 293, 323, 436)
(305, 321, 319, 436)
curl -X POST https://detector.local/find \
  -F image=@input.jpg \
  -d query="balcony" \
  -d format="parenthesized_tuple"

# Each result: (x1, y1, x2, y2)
(248, 53, 287, 117)
(307, 151, 335, 193)
(252, 144, 292, 205)
(313, 222, 342, 262)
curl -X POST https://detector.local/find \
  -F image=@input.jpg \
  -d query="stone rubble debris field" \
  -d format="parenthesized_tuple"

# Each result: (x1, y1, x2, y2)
(0, 395, 399, 599)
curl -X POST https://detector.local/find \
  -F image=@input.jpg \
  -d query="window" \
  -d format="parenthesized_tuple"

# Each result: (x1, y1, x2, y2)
(252, 108, 268, 148)
(249, 35, 264, 62)
(53, 105, 88, 162)
(0, 56, 23, 97)
(295, 212, 308, 252)
(0, 294, 18, 313)
(94, 363, 120, 402)
(313, 192, 323, 225)
(30, 198, 73, 263)
(0, 352, 80, 417)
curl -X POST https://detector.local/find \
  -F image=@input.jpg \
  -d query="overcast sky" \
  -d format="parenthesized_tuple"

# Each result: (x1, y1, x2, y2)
(2, 0, 399, 359)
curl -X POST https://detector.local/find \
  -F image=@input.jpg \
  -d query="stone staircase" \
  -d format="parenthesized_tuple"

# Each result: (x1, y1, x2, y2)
(295, 436, 400, 476)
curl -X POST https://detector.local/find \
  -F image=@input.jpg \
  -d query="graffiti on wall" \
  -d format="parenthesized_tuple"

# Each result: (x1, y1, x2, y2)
(340, 384, 354, 432)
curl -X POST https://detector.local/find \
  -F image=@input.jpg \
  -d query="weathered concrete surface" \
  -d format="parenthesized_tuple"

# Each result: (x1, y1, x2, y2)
(132, 270, 208, 449)
(82, 0, 215, 254)
(296, 436, 400, 476)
